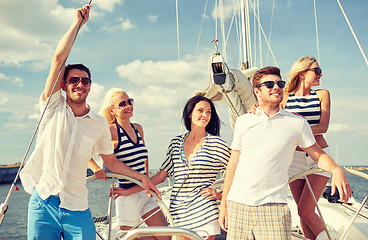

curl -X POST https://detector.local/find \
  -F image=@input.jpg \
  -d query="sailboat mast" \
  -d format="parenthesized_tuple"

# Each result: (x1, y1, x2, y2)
(240, 0, 252, 69)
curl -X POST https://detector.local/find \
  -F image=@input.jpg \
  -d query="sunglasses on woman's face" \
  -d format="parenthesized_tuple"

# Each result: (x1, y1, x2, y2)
(116, 98, 134, 108)
(307, 67, 322, 76)
(67, 77, 92, 87)
(256, 80, 286, 89)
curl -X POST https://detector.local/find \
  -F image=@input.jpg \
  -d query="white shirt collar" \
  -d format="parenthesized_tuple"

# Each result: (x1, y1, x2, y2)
(256, 106, 288, 118)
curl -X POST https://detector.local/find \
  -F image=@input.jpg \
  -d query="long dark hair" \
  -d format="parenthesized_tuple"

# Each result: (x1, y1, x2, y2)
(182, 95, 221, 136)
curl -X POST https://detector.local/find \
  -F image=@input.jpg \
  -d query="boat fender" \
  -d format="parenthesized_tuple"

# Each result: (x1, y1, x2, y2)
(93, 215, 107, 223)
(322, 186, 340, 203)
(12, 182, 19, 191)
(315, 230, 342, 240)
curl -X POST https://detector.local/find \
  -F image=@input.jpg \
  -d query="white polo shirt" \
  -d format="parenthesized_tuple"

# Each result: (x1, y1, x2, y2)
(20, 90, 113, 211)
(227, 108, 315, 206)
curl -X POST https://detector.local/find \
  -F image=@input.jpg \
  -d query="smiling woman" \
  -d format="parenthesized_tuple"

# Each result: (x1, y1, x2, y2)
(156, 95, 231, 240)
(89, 87, 170, 240)
(282, 56, 332, 240)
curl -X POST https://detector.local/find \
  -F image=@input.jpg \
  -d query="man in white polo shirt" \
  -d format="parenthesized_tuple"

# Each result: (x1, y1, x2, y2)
(218, 66, 352, 239)
(20, 4, 160, 240)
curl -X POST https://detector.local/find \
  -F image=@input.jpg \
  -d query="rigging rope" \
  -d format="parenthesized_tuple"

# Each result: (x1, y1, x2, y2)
(176, 0, 181, 62)
(257, 0, 262, 67)
(239, 0, 247, 67)
(221, 0, 236, 68)
(223, 0, 240, 67)
(215, 0, 218, 42)
(248, 0, 278, 67)
(313, 0, 321, 64)
(194, 0, 209, 56)
(246, 0, 253, 67)
(336, 0, 368, 67)
(0, 1, 92, 225)
(175, 0, 183, 133)
(252, 0, 257, 66)
(235, 5, 242, 68)
(266, 0, 276, 65)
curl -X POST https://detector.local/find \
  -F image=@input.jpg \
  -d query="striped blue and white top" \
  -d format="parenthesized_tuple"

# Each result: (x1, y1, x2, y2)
(284, 89, 321, 126)
(114, 122, 148, 189)
(160, 133, 230, 230)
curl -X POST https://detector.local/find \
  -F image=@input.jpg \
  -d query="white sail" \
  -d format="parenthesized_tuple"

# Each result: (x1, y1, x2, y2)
(201, 52, 258, 128)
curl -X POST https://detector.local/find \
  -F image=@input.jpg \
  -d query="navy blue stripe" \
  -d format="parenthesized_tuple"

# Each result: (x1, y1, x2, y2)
(292, 111, 321, 116)
(160, 134, 230, 229)
(285, 103, 320, 109)
(307, 119, 320, 125)
(114, 123, 148, 187)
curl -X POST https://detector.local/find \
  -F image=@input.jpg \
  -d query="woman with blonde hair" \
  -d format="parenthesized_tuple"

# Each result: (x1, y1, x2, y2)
(89, 88, 169, 240)
(281, 56, 332, 240)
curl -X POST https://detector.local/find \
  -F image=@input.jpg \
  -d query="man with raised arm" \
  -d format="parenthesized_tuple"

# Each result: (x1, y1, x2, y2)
(218, 66, 352, 240)
(20, 5, 159, 239)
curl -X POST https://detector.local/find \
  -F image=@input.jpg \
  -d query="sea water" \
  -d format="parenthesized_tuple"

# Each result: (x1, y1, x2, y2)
(0, 171, 367, 239)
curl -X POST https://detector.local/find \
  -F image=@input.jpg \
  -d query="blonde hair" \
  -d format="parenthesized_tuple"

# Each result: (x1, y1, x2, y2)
(285, 56, 316, 94)
(100, 88, 127, 124)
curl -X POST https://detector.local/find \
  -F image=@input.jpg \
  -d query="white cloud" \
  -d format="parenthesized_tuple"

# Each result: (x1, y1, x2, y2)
(28, 113, 40, 120)
(136, 85, 178, 108)
(0, 90, 38, 130)
(102, 17, 135, 32)
(0, 73, 10, 81)
(0, 98, 8, 105)
(93, 0, 123, 12)
(211, 0, 239, 21)
(88, 85, 106, 111)
(120, 18, 134, 30)
(116, 53, 210, 89)
(329, 124, 354, 133)
(0, 73, 23, 87)
(13, 77, 23, 87)
(148, 14, 158, 23)
(88, 82, 106, 112)
(0, 1, 75, 69)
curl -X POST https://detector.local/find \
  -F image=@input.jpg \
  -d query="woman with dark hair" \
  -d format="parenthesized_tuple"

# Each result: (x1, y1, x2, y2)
(182, 95, 221, 136)
(112, 95, 230, 240)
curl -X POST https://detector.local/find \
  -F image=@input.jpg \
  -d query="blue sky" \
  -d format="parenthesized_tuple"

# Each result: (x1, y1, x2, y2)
(0, 0, 367, 169)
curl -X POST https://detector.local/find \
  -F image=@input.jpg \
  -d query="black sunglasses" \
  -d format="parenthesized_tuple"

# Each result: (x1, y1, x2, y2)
(117, 98, 134, 108)
(256, 80, 286, 89)
(307, 67, 322, 75)
(68, 77, 92, 87)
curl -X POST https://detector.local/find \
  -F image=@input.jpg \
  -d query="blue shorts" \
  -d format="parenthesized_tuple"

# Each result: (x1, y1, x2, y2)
(27, 189, 96, 240)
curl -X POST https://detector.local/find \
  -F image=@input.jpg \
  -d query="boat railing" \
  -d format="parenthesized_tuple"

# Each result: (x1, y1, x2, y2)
(87, 173, 175, 240)
(121, 226, 203, 240)
(288, 167, 368, 240)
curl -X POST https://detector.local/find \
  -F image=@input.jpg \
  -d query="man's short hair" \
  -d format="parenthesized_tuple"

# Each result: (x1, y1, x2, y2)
(252, 66, 281, 87)
(63, 64, 91, 83)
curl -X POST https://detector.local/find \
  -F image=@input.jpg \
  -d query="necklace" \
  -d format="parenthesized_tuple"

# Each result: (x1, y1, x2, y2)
(181, 132, 207, 166)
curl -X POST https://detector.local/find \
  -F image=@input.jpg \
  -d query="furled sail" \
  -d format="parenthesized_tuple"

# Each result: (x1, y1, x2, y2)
(200, 52, 258, 128)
